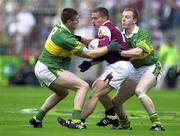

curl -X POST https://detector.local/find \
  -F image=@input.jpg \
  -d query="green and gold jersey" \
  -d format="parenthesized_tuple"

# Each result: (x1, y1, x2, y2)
(39, 23, 84, 69)
(123, 26, 158, 68)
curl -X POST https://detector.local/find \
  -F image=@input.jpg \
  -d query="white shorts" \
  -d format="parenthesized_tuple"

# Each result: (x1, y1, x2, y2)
(129, 61, 162, 84)
(34, 61, 58, 87)
(99, 61, 133, 90)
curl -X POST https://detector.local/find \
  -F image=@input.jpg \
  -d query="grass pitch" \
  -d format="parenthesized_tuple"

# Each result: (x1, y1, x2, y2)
(0, 86, 180, 136)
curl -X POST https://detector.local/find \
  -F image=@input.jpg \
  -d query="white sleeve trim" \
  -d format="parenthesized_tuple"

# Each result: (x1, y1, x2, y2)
(98, 26, 111, 40)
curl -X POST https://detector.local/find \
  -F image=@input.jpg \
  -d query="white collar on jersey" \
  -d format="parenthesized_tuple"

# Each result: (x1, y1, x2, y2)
(60, 23, 71, 33)
(102, 20, 110, 26)
(122, 25, 139, 38)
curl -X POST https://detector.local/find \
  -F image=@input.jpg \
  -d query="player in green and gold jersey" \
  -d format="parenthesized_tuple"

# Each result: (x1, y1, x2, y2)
(29, 8, 121, 129)
(97, 7, 165, 131)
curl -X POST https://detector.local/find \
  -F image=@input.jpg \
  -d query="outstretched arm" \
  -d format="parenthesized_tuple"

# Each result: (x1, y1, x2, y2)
(120, 47, 143, 58)
(75, 35, 94, 45)
(80, 40, 121, 59)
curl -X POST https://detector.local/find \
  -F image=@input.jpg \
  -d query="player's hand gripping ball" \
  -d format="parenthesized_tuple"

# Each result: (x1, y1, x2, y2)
(88, 38, 99, 50)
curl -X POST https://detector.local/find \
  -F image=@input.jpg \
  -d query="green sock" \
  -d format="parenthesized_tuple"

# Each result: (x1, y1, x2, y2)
(72, 109, 81, 122)
(149, 112, 161, 125)
(36, 109, 46, 121)
(119, 115, 130, 128)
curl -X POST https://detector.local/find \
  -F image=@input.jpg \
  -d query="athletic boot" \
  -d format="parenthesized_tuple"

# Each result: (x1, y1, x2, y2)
(112, 123, 132, 130)
(96, 115, 119, 127)
(29, 116, 42, 128)
(150, 124, 165, 131)
(57, 117, 86, 129)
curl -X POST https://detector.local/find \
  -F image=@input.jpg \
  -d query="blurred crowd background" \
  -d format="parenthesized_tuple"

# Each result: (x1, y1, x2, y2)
(0, 0, 179, 88)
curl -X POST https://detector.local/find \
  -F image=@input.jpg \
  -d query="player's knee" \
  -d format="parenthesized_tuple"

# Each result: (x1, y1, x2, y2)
(78, 81, 89, 92)
(89, 90, 101, 99)
(82, 82, 90, 90)
(89, 93, 99, 101)
(135, 88, 142, 96)
(62, 91, 69, 98)
(91, 93, 98, 98)
(57, 90, 69, 99)
(77, 82, 89, 96)
(135, 89, 146, 99)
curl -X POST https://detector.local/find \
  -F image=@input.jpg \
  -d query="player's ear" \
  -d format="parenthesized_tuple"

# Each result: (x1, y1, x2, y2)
(67, 20, 72, 25)
(133, 18, 137, 24)
(103, 16, 108, 21)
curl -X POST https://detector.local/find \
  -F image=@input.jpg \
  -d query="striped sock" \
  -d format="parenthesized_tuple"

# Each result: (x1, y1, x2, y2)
(119, 115, 130, 128)
(72, 108, 81, 123)
(149, 112, 161, 125)
(36, 109, 46, 121)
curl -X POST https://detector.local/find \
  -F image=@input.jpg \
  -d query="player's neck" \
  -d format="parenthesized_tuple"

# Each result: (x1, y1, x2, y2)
(125, 25, 135, 36)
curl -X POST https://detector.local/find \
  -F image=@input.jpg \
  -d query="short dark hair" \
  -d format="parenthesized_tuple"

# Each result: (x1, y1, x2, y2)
(61, 8, 78, 24)
(92, 7, 109, 19)
(123, 7, 139, 20)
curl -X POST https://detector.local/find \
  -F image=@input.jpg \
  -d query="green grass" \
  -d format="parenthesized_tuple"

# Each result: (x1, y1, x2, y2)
(0, 86, 180, 136)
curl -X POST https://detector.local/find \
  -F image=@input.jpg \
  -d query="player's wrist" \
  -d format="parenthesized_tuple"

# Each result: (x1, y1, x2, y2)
(75, 35, 81, 41)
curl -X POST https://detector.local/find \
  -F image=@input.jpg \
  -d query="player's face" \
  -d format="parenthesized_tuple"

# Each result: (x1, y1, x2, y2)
(91, 12, 107, 30)
(121, 11, 136, 29)
(69, 15, 79, 31)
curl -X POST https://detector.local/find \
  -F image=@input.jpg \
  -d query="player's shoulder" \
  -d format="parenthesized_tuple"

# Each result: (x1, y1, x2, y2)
(102, 21, 118, 29)
(98, 25, 111, 38)
(99, 21, 115, 29)
(138, 26, 150, 34)
(99, 25, 110, 32)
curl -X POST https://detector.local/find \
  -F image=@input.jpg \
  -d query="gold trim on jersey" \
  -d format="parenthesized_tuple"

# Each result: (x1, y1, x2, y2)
(131, 40, 154, 60)
(45, 37, 82, 57)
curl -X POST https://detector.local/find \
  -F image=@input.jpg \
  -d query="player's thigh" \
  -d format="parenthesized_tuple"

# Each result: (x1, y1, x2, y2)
(131, 62, 161, 94)
(135, 71, 156, 94)
(99, 61, 132, 90)
(34, 61, 57, 87)
(52, 70, 89, 90)
(113, 79, 136, 104)
(48, 83, 69, 97)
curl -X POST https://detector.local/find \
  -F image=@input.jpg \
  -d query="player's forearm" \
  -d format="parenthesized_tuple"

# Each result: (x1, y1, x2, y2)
(120, 48, 143, 58)
(82, 47, 108, 59)
(81, 37, 94, 45)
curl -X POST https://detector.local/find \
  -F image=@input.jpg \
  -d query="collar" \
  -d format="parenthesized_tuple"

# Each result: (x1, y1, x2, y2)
(60, 23, 71, 33)
(102, 20, 110, 26)
(122, 25, 139, 38)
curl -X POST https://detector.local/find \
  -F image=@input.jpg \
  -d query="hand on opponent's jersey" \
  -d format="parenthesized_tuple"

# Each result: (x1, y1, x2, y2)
(107, 39, 122, 52)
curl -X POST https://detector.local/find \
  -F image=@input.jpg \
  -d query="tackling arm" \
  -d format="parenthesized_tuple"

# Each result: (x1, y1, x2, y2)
(75, 35, 94, 45)
(120, 47, 143, 58)
(81, 37, 94, 45)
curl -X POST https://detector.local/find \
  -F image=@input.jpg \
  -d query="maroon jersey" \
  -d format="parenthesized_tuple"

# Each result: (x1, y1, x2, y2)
(95, 21, 129, 64)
